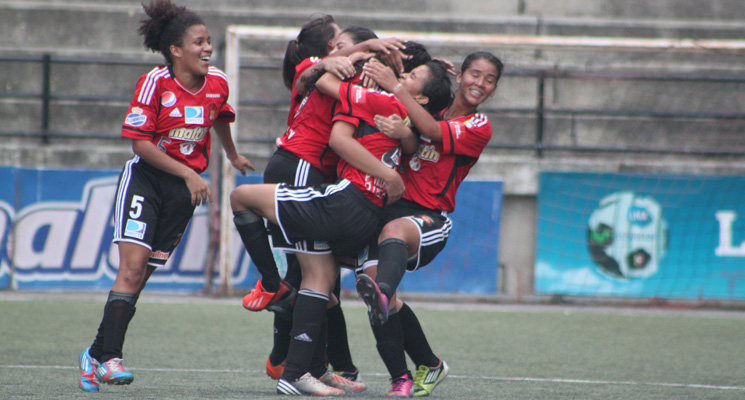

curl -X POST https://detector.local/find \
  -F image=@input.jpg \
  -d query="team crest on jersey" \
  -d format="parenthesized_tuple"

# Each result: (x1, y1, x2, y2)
(185, 106, 204, 124)
(125, 107, 147, 127)
(180, 142, 196, 155)
(161, 91, 177, 107)
(124, 219, 146, 240)
(208, 103, 217, 121)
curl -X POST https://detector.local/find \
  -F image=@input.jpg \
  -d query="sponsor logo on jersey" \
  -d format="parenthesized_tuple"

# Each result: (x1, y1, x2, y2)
(417, 144, 440, 163)
(205, 93, 221, 98)
(150, 250, 170, 260)
(168, 126, 209, 141)
(168, 108, 182, 118)
(180, 142, 195, 155)
(451, 120, 463, 139)
(161, 91, 177, 107)
(125, 107, 147, 127)
(352, 86, 366, 104)
(465, 113, 488, 129)
(124, 219, 146, 240)
(185, 106, 204, 124)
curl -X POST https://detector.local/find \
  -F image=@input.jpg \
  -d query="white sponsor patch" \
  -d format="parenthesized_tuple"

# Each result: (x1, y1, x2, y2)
(125, 113, 147, 127)
(185, 106, 204, 124)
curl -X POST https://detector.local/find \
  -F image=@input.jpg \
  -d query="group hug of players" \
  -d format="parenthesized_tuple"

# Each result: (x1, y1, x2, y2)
(76, 1, 502, 398)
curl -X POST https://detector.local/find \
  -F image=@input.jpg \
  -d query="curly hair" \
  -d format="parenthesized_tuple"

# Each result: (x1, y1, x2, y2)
(138, 0, 205, 64)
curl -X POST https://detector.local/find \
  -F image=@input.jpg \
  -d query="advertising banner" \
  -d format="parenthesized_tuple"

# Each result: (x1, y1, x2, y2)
(536, 172, 745, 300)
(0, 167, 501, 294)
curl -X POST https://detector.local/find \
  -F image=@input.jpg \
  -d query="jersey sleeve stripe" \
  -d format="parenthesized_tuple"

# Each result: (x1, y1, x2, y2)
(121, 126, 155, 136)
(138, 67, 168, 105)
(208, 67, 228, 82)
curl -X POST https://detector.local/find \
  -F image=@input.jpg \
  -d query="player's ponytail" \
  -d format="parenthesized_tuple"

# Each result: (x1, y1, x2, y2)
(281, 15, 337, 89)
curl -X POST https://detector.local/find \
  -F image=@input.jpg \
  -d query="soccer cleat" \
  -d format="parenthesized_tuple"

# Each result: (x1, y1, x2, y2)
(386, 373, 414, 398)
(96, 358, 134, 385)
(412, 359, 449, 397)
(242, 280, 297, 312)
(356, 274, 389, 325)
(332, 368, 362, 383)
(276, 372, 344, 396)
(78, 347, 100, 392)
(266, 356, 285, 380)
(320, 370, 366, 392)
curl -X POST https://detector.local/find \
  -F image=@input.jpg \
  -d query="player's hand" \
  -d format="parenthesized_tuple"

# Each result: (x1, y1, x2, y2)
(230, 154, 255, 176)
(383, 171, 405, 205)
(365, 38, 407, 73)
(185, 172, 212, 206)
(362, 61, 400, 92)
(322, 56, 356, 81)
(434, 57, 457, 76)
(374, 114, 410, 140)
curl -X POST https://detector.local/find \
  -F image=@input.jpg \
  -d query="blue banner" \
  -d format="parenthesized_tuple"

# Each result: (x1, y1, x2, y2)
(536, 172, 745, 300)
(0, 167, 501, 294)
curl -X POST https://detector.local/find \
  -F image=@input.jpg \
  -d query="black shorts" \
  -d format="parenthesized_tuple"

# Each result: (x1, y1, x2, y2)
(359, 199, 451, 273)
(275, 179, 381, 258)
(113, 158, 196, 267)
(264, 149, 332, 254)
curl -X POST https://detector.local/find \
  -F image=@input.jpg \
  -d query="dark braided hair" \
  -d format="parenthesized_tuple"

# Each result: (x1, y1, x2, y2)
(139, 0, 205, 65)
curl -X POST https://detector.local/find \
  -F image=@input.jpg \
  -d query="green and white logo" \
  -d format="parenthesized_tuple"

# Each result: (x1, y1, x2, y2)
(586, 191, 668, 279)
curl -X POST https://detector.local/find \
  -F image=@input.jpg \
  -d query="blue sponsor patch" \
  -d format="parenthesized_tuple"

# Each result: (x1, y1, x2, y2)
(124, 219, 147, 240)
(125, 113, 147, 127)
(185, 106, 204, 124)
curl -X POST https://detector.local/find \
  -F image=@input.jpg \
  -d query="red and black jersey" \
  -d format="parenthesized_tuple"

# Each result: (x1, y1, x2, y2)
(333, 82, 405, 206)
(401, 112, 492, 212)
(121, 65, 235, 174)
(277, 88, 340, 181)
(287, 57, 321, 127)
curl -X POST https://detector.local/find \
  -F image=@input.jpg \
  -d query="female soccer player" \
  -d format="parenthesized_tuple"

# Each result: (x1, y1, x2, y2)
(238, 25, 380, 391)
(358, 51, 504, 397)
(229, 57, 451, 396)
(76, 0, 253, 392)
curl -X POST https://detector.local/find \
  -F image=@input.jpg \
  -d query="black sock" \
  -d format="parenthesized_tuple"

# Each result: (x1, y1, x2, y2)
(269, 313, 293, 366)
(376, 238, 408, 299)
(371, 308, 409, 379)
(281, 289, 328, 381)
(399, 302, 439, 368)
(326, 303, 356, 373)
(100, 291, 138, 362)
(309, 314, 328, 378)
(233, 210, 280, 291)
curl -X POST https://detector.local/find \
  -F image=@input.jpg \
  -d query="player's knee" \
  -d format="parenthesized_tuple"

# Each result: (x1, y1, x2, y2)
(378, 220, 410, 243)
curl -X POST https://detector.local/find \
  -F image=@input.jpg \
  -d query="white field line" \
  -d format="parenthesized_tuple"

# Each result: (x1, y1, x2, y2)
(1, 364, 743, 391)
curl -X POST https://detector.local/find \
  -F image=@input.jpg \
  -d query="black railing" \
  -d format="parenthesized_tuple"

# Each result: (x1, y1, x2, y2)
(2, 53, 745, 157)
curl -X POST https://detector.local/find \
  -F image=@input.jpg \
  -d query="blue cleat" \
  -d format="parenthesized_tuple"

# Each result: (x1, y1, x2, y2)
(78, 347, 100, 392)
(96, 358, 134, 385)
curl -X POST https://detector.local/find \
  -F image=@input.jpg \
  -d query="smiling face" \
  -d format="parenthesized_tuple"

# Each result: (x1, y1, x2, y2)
(171, 24, 212, 78)
(456, 57, 498, 107)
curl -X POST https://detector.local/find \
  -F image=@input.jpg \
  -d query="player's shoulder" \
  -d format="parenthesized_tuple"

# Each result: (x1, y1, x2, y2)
(207, 66, 228, 83)
(134, 66, 171, 105)
(461, 113, 490, 129)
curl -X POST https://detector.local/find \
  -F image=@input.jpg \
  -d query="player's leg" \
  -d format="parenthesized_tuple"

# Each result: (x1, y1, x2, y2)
(398, 300, 449, 397)
(374, 217, 421, 300)
(326, 274, 361, 382)
(277, 253, 343, 396)
(231, 184, 296, 310)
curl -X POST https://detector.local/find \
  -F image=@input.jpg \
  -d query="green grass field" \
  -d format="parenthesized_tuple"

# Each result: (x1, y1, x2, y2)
(1, 291, 744, 399)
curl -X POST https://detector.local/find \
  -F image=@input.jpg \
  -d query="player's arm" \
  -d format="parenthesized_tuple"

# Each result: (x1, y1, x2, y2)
(131, 139, 211, 206)
(212, 120, 254, 176)
(295, 56, 357, 95)
(316, 72, 343, 100)
(363, 61, 443, 142)
(374, 114, 418, 154)
(328, 120, 405, 204)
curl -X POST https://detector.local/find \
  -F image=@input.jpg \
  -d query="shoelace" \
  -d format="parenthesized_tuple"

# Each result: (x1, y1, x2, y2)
(103, 359, 125, 373)
(390, 376, 410, 392)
